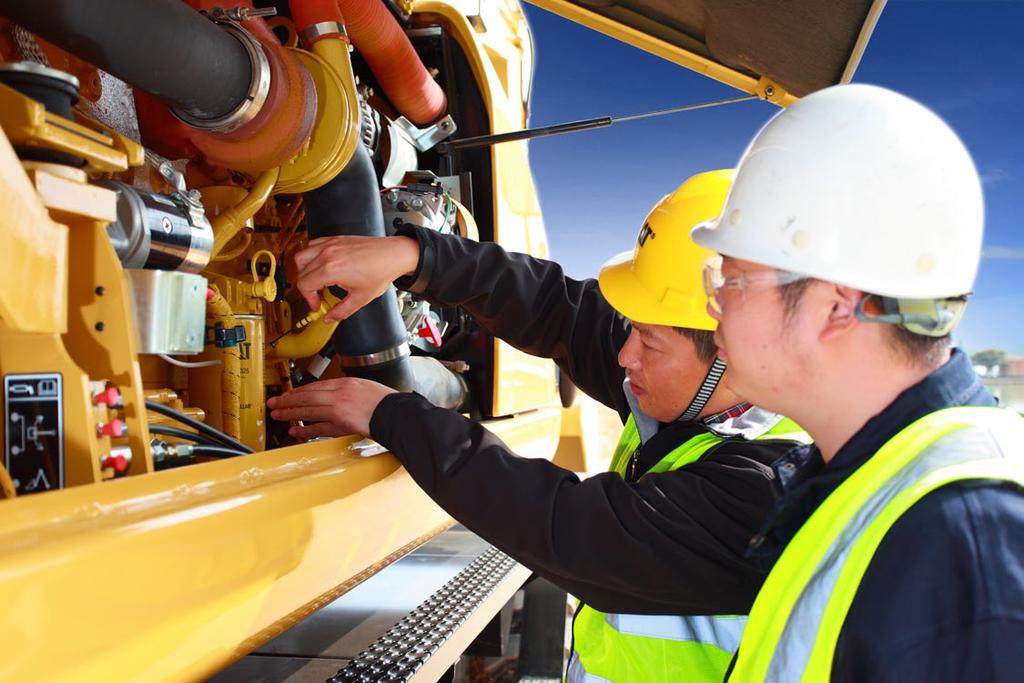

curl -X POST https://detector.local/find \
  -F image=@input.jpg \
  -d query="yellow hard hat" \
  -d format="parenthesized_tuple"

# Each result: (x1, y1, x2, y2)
(598, 169, 733, 330)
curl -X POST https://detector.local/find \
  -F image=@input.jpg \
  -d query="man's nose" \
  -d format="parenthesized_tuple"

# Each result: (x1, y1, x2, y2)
(618, 329, 642, 370)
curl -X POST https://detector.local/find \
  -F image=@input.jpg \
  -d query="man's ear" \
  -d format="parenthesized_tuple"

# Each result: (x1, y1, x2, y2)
(820, 285, 865, 342)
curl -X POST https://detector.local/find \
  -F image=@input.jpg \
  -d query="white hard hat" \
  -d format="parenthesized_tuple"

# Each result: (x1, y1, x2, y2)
(692, 84, 984, 300)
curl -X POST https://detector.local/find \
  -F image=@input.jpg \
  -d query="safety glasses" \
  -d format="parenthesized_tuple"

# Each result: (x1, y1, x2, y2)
(702, 256, 808, 314)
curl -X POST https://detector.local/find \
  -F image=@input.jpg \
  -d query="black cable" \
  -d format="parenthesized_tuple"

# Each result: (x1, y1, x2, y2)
(154, 459, 192, 472)
(148, 424, 222, 447)
(189, 445, 247, 458)
(144, 400, 255, 454)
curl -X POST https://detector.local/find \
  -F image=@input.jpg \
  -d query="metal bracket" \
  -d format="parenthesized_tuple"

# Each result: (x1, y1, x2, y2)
(208, 6, 278, 22)
(392, 114, 458, 153)
(144, 149, 210, 232)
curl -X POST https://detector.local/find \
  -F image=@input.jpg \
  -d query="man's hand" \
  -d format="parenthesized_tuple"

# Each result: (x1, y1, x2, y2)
(267, 377, 397, 440)
(293, 235, 421, 322)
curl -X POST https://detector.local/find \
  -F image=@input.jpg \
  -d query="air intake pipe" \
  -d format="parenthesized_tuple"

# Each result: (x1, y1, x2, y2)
(304, 143, 416, 392)
(1, 0, 316, 172)
(0, 0, 251, 122)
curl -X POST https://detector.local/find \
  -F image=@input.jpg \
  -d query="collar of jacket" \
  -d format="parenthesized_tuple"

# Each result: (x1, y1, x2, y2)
(747, 347, 997, 565)
(622, 378, 784, 445)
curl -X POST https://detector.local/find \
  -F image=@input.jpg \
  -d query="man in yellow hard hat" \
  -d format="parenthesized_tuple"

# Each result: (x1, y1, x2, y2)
(268, 170, 807, 681)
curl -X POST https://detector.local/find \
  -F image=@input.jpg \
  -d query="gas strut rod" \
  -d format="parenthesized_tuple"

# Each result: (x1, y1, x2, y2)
(437, 95, 758, 153)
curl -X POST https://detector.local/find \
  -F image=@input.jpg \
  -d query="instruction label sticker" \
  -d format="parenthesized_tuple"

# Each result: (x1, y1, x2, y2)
(4, 373, 64, 494)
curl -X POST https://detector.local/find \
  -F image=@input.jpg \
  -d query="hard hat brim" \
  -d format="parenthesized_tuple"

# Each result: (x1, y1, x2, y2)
(598, 252, 717, 331)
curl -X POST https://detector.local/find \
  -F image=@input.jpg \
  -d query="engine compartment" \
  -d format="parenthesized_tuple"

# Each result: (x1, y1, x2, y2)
(0, 0, 557, 494)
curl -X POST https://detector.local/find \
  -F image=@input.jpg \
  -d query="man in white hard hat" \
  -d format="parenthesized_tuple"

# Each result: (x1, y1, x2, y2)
(692, 83, 1024, 680)
(269, 171, 808, 680)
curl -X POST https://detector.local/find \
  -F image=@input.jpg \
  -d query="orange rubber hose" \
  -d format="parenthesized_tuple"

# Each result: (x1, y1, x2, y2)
(336, 0, 447, 125)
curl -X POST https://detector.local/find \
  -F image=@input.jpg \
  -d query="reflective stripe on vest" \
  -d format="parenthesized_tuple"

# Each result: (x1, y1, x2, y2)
(572, 412, 809, 682)
(606, 613, 747, 653)
(567, 653, 612, 683)
(729, 406, 1024, 682)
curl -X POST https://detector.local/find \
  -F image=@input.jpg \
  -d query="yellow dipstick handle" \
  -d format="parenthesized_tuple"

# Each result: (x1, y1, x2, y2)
(295, 289, 343, 329)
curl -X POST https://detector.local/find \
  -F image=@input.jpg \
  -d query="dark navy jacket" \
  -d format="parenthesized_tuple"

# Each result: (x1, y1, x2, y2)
(369, 227, 800, 616)
(744, 349, 1024, 681)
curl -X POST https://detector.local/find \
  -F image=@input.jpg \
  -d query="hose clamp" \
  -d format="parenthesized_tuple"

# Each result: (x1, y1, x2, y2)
(299, 21, 349, 47)
(340, 342, 411, 368)
(171, 20, 271, 133)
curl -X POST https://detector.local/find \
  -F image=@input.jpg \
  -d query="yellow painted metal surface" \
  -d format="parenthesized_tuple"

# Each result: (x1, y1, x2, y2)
(0, 126, 68, 335)
(552, 394, 621, 475)
(522, 0, 794, 105)
(0, 406, 561, 681)
(0, 82, 139, 172)
(19, 162, 155, 481)
(414, 0, 561, 418)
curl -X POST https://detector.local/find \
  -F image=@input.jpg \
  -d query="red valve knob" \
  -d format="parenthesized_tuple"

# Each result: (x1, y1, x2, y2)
(98, 419, 126, 438)
(93, 386, 121, 406)
(102, 454, 128, 473)
(416, 316, 443, 348)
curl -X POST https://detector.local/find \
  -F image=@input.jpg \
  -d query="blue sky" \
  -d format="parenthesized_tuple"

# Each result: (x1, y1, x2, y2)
(522, 0, 1023, 355)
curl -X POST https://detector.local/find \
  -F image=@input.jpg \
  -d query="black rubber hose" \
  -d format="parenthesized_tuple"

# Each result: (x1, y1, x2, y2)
(144, 400, 255, 454)
(190, 445, 247, 458)
(148, 424, 222, 448)
(305, 144, 415, 392)
(0, 0, 252, 120)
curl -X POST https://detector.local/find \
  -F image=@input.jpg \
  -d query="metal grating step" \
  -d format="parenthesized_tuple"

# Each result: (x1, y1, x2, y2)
(327, 545, 519, 683)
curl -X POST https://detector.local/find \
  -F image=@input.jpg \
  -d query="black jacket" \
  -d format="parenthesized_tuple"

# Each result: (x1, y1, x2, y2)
(368, 227, 801, 615)
(737, 349, 1024, 681)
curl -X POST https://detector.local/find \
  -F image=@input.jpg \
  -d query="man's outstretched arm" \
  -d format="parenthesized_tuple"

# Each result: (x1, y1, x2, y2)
(291, 229, 630, 416)
(269, 382, 782, 615)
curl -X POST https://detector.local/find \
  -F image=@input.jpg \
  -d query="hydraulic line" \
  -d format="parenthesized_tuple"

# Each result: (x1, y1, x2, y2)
(152, 444, 248, 471)
(189, 445, 248, 458)
(210, 168, 281, 260)
(144, 400, 254, 454)
(148, 424, 223, 448)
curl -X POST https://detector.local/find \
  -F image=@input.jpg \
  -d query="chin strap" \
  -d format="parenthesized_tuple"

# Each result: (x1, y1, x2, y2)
(678, 358, 727, 422)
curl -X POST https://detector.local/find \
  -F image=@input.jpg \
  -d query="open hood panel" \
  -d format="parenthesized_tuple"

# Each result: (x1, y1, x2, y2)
(526, 0, 886, 104)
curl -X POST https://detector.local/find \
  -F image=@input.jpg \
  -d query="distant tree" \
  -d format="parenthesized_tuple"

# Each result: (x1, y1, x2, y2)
(971, 348, 1008, 373)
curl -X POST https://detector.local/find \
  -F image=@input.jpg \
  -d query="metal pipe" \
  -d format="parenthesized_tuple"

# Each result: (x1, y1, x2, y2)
(408, 357, 467, 410)
(0, 0, 253, 121)
(438, 95, 758, 153)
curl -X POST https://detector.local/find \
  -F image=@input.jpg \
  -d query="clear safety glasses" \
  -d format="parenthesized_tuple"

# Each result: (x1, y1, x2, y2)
(702, 256, 808, 314)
